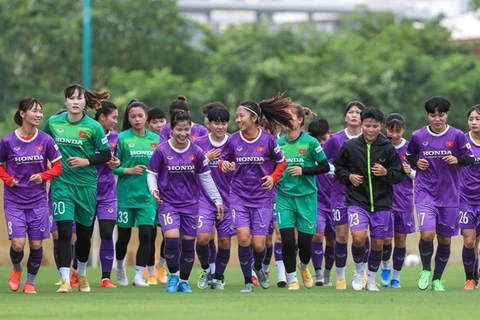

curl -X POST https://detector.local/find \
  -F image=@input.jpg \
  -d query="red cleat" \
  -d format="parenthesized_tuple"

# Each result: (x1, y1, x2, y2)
(71, 270, 79, 288)
(8, 270, 22, 292)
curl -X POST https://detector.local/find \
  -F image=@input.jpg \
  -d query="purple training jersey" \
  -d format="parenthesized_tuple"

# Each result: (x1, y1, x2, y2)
(0, 129, 62, 208)
(147, 140, 210, 214)
(460, 132, 480, 205)
(406, 125, 473, 207)
(219, 129, 284, 207)
(392, 139, 414, 213)
(159, 122, 208, 144)
(316, 173, 332, 211)
(194, 134, 233, 212)
(96, 130, 118, 200)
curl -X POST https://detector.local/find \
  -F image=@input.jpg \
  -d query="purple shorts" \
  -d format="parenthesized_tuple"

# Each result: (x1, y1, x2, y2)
(5, 207, 50, 240)
(416, 203, 459, 237)
(347, 206, 391, 239)
(231, 203, 273, 236)
(158, 205, 199, 237)
(316, 207, 335, 240)
(198, 207, 236, 237)
(96, 197, 117, 221)
(386, 210, 416, 237)
(331, 202, 348, 227)
(459, 202, 480, 234)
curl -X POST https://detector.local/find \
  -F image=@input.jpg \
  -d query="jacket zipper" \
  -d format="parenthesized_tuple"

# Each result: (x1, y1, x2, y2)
(367, 144, 374, 212)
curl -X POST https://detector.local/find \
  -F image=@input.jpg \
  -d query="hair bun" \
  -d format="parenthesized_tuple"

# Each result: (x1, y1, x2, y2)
(177, 95, 187, 102)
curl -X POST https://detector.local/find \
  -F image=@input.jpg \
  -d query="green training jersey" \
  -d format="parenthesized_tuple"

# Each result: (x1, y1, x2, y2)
(114, 128, 159, 208)
(277, 132, 327, 197)
(44, 113, 109, 186)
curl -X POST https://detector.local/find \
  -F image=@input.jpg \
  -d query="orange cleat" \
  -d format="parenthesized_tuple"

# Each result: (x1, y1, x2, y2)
(252, 273, 259, 287)
(8, 270, 22, 292)
(71, 270, 79, 288)
(464, 279, 475, 291)
(100, 278, 117, 289)
(23, 283, 37, 294)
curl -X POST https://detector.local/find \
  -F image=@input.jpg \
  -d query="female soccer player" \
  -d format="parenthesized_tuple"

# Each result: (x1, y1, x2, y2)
(276, 104, 329, 290)
(459, 105, 480, 290)
(44, 84, 111, 293)
(114, 100, 159, 287)
(406, 96, 474, 291)
(380, 113, 416, 289)
(94, 101, 121, 288)
(219, 92, 293, 293)
(334, 107, 405, 291)
(322, 101, 365, 289)
(1, 98, 62, 294)
(147, 111, 224, 293)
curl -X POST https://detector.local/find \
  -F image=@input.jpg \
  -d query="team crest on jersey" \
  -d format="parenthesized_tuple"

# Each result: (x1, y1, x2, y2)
(36, 145, 43, 152)
(189, 155, 197, 162)
(110, 143, 117, 149)
(445, 141, 454, 148)
(257, 146, 265, 153)
(78, 131, 87, 138)
(191, 136, 197, 141)
(150, 143, 157, 149)
(401, 154, 407, 161)
(298, 149, 306, 155)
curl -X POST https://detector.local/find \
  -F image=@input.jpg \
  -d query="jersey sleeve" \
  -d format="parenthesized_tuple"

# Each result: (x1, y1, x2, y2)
(45, 136, 62, 163)
(92, 124, 110, 152)
(311, 139, 327, 163)
(160, 126, 170, 143)
(43, 118, 52, 137)
(147, 148, 162, 175)
(333, 144, 352, 185)
(457, 131, 474, 158)
(322, 137, 335, 162)
(196, 149, 210, 175)
(219, 137, 234, 162)
(0, 138, 7, 164)
(405, 133, 419, 157)
(270, 135, 284, 163)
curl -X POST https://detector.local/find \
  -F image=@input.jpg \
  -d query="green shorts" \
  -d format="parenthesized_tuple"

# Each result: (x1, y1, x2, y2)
(51, 182, 97, 227)
(117, 206, 157, 228)
(276, 192, 317, 235)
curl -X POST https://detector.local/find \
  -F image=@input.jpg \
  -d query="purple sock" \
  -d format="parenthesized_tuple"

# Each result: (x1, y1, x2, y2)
(53, 238, 59, 270)
(208, 239, 216, 265)
(238, 245, 253, 284)
(253, 247, 266, 270)
(392, 246, 406, 271)
(214, 248, 230, 280)
(100, 239, 114, 279)
(274, 242, 283, 262)
(368, 249, 382, 273)
(433, 242, 451, 280)
(263, 245, 273, 266)
(335, 242, 348, 268)
(312, 242, 324, 270)
(418, 238, 434, 271)
(325, 245, 334, 270)
(179, 239, 195, 281)
(10, 246, 24, 271)
(382, 243, 392, 263)
(165, 238, 180, 274)
(351, 244, 365, 264)
(27, 247, 43, 276)
(462, 245, 475, 280)
(196, 242, 210, 270)
(363, 237, 370, 264)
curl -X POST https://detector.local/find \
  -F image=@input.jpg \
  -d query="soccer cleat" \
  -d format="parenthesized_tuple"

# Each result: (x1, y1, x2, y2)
(207, 273, 214, 285)
(133, 278, 149, 287)
(390, 279, 401, 289)
(240, 283, 254, 293)
(287, 282, 300, 291)
(315, 272, 324, 286)
(156, 265, 168, 284)
(380, 269, 391, 287)
(100, 278, 117, 289)
(77, 275, 91, 292)
(277, 281, 287, 288)
(335, 279, 346, 290)
(362, 272, 367, 289)
(8, 270, 22, 292)
(251, 271, 259, 287)
(352, 271, 364, 291)
(265, 271, 271, 284)
(464, 279, 475, 291)
(197, 270, 209, 289)
(71, 270, 79, 288)
(167, 274, 179, 293)
(431, 279, 445, 292)
(253, 265, 270, 289)
(56, 280, 72, 293)
(324, 273, 333, 287)
(147, 275, 157, 285)
(299, 266, 313, 288)
(417, 269, 432, 291)
(23, 283, 36, 294)
(210, 279, 225, 290)
(116, 268, 128, 287)
(366, 282, 380, 291)
(177, 281, 193, 293)
(55, 279, 63, 286)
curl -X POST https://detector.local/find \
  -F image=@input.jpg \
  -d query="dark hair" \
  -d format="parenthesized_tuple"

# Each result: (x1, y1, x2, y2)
(169, 95, 189, 116)
(207, 107, 230, 123)
(344, 101, 366, 117)
(239, 92, 294, 131)
(203, 101, 226, 115)
(122, 99, 147, 131)
(64, 84, 109, 111)
(424, 96, 450, 114)
(171, 110, 191, 129)
(308, 119, 330, 138)
(14, 97, 43, 126)
(55, 108, 67, 115)
(385, 113, 405, 131)
(291, 103, 316, 127)
(95, 101, 118, 121)
(361, 107, 384, 122)
(147, 107, 166, 122)
(467, 104, 480, 118)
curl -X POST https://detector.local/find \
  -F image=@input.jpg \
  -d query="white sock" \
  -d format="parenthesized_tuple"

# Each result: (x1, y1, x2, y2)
(367, 270, 377, 284)
(59, 267, 70, 282)
(117, 259, 125, 270)
(299, 262, 308, 270)
(315, 269, 323, 279)
(354, 262, 364, 273)
(148, 266, 155, 277)
(286, 272, 298, 284)
(336, 267, 346, 279)
(25, 273, 36, 285)
(382, 261, 390, 270)
(262, 263, 270, 272)
(392, 269, 401, 280)
(157, 257, 166, 267)
(134, 266, 145, 281)
(209, 263, 216, 274)
(77, 261, 87, 276)
(363, 263, 368, 272)
(179, 278, 187, 283)
(276, 260, 286, 282)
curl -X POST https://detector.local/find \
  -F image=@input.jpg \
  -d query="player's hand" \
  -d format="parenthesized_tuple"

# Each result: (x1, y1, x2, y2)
(10, 178, 19, 187)
(417, 158, 429, 170)
(67, 157, 89, 168)
(371, 163, 387, 177)
(402, 163, 412, 175)
(221, 161, 235, 172)
(153, 189, 163, 204)
(216, 204, 225, 221)
(126, 164, 146, 175)
(287, 166, 302, 176)
(29, 174, 43, 184)
(107, 155, 121, 169)
(261, 175, 274, 190)
(442, 155, 458, 165)
(349, 174, 363, 186)
(206, 148, 221, 162)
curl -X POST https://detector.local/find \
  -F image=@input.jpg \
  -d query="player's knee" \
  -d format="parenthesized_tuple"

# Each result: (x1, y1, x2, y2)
(218, 237, 230, 249)
(196, 234, 210, 246)
(138, 226, 152, 244)
(11, 241, 25, 252)
(29, 240, 42, 250)
(313, 233, 324, 242)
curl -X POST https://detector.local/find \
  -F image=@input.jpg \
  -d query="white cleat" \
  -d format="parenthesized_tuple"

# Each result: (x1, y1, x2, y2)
(132, 278, 149, 287)
(352, 271, 364, 291)
(366, 282, 380, 291)
(117, 268, 129, 287)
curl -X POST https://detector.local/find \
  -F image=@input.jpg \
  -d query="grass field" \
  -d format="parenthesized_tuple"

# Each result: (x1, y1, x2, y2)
(0, 265, 476, 320)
